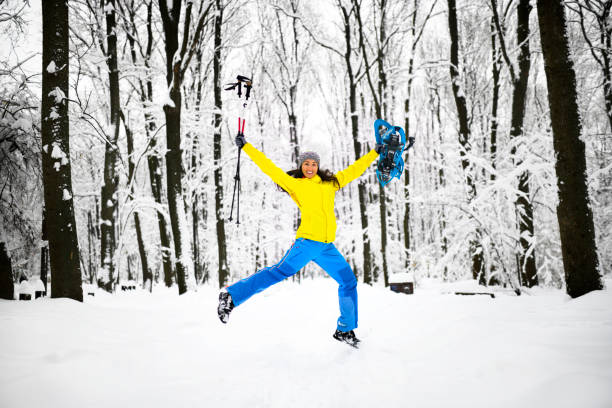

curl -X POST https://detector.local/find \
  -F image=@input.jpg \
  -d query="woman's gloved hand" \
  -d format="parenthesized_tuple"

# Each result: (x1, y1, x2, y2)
(235, 134, 247, 149)
(375, 143, 385, 154)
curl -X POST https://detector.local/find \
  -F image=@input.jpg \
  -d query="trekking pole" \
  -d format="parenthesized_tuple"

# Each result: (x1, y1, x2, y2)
(228, 118, 245, 224)
(225, 75, 252, 225)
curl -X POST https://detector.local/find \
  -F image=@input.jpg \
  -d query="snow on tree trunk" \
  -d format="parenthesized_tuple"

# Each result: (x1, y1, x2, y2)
(41, 210, 49, 292)
(340, 3, 373, 285)
(447, 0, 484, 282)
(99, 0, 121, 293)
(41, 0, 82, 301)
(213, 0, 229, 289)
(158, 0, 196, 294)
(509, 0, 537, 287)
(127, 0, 175, 287)
(125, 118, 152, 291)
(352, 0, 390, 285)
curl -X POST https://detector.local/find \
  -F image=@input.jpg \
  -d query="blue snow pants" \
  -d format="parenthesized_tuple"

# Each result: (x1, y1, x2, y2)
(226, 238, 358, 332)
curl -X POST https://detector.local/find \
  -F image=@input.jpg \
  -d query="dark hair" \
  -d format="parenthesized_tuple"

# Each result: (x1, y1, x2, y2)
(277, 168, 340, 192)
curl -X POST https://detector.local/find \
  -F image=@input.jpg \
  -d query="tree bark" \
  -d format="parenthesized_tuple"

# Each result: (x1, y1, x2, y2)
(213, 0, 229, 288)
(447, 0, 483, 280)
(403, 1, 417, 271)
(403, 0, 435, 270)
(159, 0, 196, 294)
(536, 0, 602, 297)
(124, 116, 152, 290)
(490, 17, 500, 182)
(87, 210, 95, 283)
(124, 0, 174, 287)
(41, 0, 82, 301)
(191, 45, 205, 284)
(377, 0, 390, 287)
(509, 0, 537, 287)
(340, 3, 372, 284)
(99, 0, 121, 292)
(0, 242, 14, 300)
(432, 86, 449, 276)
(41, 209, 49, 291)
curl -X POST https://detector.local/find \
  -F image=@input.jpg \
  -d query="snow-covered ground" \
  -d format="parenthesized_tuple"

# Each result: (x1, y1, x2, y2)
(1, 278, 611, 408)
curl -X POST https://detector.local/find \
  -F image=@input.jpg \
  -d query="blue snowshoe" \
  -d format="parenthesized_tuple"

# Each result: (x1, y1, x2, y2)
(373, 119, 414, 187)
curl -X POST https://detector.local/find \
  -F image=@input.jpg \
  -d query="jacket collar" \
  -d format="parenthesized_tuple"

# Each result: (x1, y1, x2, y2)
(303, 174, 322, 183)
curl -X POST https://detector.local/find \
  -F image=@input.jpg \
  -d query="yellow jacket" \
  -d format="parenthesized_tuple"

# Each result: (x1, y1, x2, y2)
(242, 143, 379, 243)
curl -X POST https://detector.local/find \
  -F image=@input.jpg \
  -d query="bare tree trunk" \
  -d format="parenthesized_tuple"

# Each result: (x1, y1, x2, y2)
(0, 243, 14, 300)
(288, 90, 299, 164)
(41, 0, 82, 301)
(200, 174, 209, 284)
(147, 145, 174, 287)
(511, 0, 537, 287)
(403, 0, 436, 270)
(377, 0, 390, 287)
(159, 0, 199, 294)
(353, 0, 390, 285)
(123, 116, 152, 290)
(123, 0, 174, 288)
(213, 0, 229, 288)
(189, 46, 205, 284)
(41, 209, 49, 291)
(487, 20, 502, 283)
(403, 2, 418, 270)
(192, 139, 201, 283)
(536, 0, 602, 297)
(490, 18, 500, 181)
(431, 85, 449, 276)
(144, 107, 174, 287)
(447, 0, 483, 280)
(87, 210, 96, 283)
(340, 3, 373, 284)
(99, 0, 121, 292)
(491, 0, 537, 287)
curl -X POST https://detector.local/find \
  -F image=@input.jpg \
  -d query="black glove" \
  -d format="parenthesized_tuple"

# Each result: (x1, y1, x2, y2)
(407, 137, 415, 149)
(375, 143, 385, 154)
(235, 134, 246, 149)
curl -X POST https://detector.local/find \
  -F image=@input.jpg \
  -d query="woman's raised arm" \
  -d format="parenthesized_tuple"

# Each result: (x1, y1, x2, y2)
(335, 149, 379, 189)
(242, 143, 297, 194)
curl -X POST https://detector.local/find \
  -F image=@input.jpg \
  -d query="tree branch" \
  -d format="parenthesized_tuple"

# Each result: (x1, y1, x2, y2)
(490, 0, 517, 83)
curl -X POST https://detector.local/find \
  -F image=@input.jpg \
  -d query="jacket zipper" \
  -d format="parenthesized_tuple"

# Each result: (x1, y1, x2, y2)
(322, 186, 328, 243)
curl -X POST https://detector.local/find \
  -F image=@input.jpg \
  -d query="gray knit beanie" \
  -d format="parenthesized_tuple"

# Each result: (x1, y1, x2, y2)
(298, 151, 320, 167)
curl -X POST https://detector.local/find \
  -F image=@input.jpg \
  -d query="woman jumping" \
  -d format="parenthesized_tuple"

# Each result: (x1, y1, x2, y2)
(217, 132, 381, 348)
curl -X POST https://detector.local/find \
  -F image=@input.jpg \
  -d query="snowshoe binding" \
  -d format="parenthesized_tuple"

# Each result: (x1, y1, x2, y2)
(333, 329, 361, 348)
(373, 119, 414, 187)
(217, 289, 234, 324)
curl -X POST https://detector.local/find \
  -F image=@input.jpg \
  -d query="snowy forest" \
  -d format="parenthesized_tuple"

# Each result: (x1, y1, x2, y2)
(0, 0, 610, 299)
(2, 1, 612, 406)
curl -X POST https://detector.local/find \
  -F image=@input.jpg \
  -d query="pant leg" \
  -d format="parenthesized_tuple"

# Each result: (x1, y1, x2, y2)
(227, 238, 319, 306)
(313, 244, 358, 332)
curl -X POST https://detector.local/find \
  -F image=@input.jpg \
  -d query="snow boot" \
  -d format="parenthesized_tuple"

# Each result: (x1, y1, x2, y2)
(217, 289, 234, 324)
(333, 329, 360, 348)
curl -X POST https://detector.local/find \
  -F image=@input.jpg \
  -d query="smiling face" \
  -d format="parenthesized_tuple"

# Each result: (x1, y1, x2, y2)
(301, 159, 319, 179)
